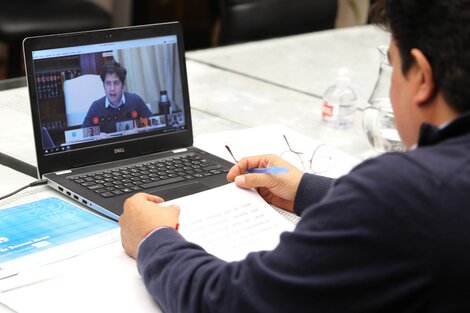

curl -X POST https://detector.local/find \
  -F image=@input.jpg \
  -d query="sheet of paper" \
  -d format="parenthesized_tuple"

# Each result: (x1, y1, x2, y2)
(194, 124, 360, 179)
(0, 294, 15, 313)
(0, 197, 119, 280)
(166, 182, 295, 261)
(0, 240, 162, 313)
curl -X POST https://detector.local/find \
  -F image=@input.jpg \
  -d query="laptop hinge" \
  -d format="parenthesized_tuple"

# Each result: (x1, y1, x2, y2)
(55, 170, 72, 175)
(172, 148, 187, 153)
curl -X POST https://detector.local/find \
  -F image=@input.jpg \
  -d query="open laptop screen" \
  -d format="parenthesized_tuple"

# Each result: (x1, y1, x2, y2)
(30, 35, 187, 155)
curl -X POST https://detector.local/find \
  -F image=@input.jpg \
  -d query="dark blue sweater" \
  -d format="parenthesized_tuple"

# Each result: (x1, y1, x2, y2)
(82, 92, 152, 133)
(137, 112, 470, 313)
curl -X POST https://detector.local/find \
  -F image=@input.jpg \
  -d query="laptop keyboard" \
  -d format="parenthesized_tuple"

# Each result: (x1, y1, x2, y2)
(69, 153, 229, 198)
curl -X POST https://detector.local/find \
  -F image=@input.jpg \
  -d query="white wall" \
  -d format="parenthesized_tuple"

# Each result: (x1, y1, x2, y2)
(336, 0, 370, 28)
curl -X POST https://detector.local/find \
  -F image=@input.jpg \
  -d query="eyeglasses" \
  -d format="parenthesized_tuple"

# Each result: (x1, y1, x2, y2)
(280, 135, 332, 174)
(224, 134, 332, 174)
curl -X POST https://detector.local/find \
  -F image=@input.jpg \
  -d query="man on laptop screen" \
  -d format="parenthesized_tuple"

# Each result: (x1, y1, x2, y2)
(82, 61, 152, 134)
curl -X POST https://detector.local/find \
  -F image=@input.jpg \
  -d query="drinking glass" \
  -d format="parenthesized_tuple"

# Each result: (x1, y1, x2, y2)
(362, 45, 405, 152)
(375, 105, 405, 152)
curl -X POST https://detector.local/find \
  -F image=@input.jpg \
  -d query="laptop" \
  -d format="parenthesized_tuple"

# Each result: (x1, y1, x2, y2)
(23, 22, 233, 220)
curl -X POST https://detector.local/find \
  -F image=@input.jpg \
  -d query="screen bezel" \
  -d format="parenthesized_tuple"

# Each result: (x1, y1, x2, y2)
(23, 22, 193, 177)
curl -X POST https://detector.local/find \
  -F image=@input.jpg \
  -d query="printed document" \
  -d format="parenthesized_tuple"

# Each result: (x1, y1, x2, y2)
(0, 197, 119, 280)
(168, 182, 296, 261)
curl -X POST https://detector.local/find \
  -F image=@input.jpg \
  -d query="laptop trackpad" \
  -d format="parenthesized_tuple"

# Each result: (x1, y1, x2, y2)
(148, 182, 209, 200)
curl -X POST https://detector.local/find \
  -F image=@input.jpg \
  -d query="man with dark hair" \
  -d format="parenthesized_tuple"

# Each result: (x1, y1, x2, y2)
(119, 0, 470, 311)
(82, 62, 152, 133)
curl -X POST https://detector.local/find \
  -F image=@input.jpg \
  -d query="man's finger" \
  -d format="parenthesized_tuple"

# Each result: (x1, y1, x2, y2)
(234, 174, 277, 189)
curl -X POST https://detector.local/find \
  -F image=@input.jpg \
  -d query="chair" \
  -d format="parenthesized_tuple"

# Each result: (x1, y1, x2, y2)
(216, 0, 338, 45)
(0, 0, 111, 78)
(63, 74, 105, 127)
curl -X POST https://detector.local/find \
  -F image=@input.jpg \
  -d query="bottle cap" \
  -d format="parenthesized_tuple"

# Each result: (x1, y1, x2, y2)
(335, 67, 351, 86)
(337, 67, 349, 77)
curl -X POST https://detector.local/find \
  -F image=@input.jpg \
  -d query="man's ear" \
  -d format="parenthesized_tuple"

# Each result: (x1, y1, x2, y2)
(410, 48, 435, 106)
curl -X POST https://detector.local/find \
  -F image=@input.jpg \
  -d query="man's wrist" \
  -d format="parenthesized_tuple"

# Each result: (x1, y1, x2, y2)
(136, 225, 179, 259)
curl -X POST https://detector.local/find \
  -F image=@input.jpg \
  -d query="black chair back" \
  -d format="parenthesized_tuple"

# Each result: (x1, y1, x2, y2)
(0, 0, 111, 78)
(217, 0, 338, 45)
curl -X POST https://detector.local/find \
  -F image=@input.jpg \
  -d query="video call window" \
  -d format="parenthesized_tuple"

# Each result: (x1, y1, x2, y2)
(32, 36, 186, 153)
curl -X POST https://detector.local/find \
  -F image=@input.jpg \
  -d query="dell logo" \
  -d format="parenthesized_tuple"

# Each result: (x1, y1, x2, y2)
(114, 148, 126, 154)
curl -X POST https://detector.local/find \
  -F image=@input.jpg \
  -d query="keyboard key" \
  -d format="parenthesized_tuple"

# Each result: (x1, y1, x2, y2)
(140, 177, 185, 189)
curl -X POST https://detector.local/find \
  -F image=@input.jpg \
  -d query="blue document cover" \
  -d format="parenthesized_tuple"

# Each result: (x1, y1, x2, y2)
(0, 197, 118, 263)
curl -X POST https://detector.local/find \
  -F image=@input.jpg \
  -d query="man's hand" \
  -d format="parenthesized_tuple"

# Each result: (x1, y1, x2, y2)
(119, 193, 180, 259)
(226, 154, 304, 212)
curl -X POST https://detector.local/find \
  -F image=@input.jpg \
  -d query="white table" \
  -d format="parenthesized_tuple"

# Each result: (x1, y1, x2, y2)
(186, 60, 372, 159)
(184, 24, 391, 160)
(187, 25, 390, 103)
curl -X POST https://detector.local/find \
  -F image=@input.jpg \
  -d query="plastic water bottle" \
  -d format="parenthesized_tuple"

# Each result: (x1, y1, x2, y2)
(321, 67, 357, 129)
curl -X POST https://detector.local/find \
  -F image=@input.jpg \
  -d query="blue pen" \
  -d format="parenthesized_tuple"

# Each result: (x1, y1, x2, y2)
(245, 166, 289, 174)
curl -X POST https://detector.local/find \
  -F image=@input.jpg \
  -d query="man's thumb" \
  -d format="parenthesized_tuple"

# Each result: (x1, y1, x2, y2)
(235, 174, 274, 189)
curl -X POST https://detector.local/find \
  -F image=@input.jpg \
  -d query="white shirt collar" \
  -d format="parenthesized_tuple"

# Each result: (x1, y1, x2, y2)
(105, 93, 126, 109)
